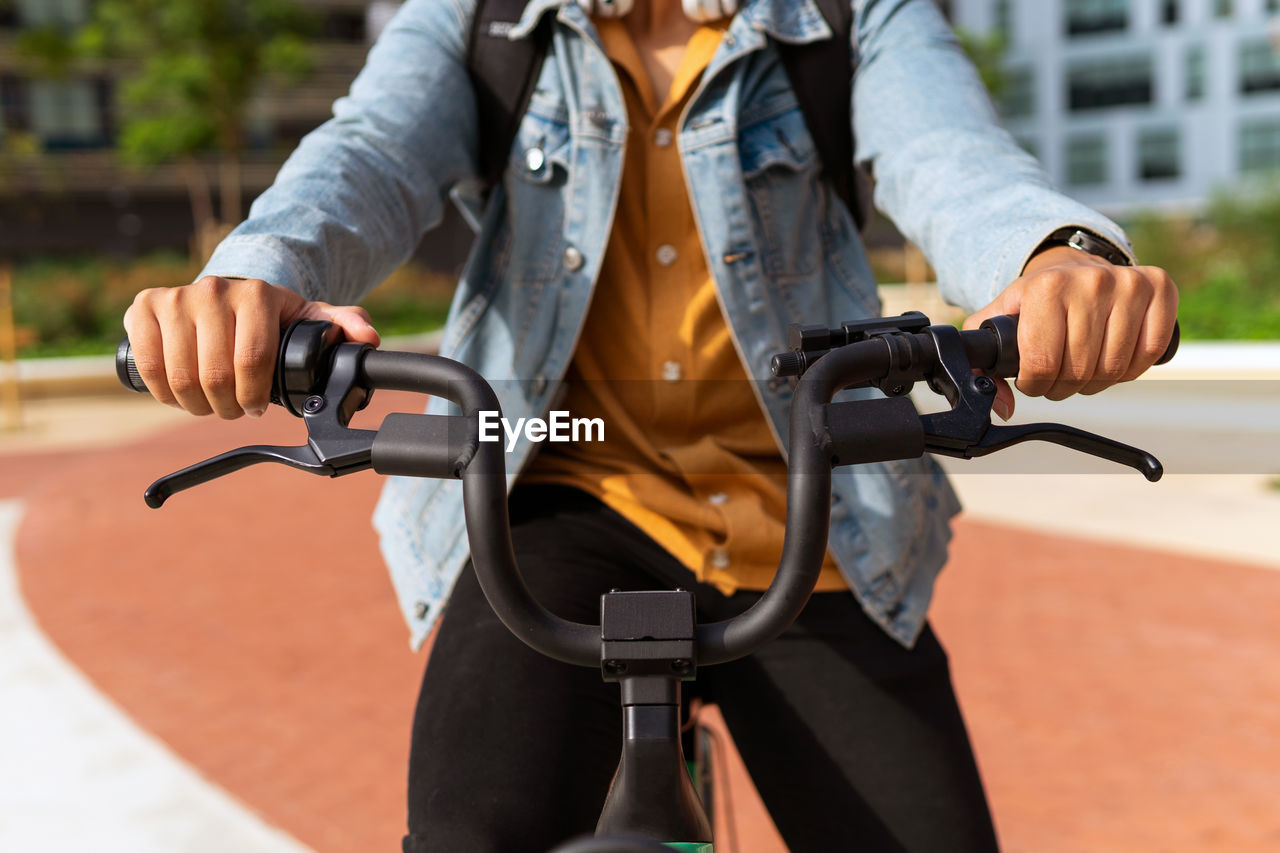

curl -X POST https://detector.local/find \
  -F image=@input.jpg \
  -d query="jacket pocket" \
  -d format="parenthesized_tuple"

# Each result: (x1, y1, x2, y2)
(501, 105, 572, 283)
(738, 103, 825, 285)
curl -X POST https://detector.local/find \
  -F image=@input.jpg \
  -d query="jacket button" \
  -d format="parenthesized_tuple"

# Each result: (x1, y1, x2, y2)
(413, 601, 430, 620)
(655, 244, 678, 266)
(562, 245, 584, 271)
(661, 360, 682, 382)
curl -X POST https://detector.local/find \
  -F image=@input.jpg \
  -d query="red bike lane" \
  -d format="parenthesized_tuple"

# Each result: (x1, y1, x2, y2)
(9, 399, 1280, 852)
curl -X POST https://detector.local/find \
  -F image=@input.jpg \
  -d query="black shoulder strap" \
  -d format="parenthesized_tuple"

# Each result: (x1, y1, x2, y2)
(774, 0, 870, 229)
(468, 0, 554, 190)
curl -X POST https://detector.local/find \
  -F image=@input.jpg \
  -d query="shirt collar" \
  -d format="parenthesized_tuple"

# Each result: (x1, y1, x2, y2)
(507, 0, 834, 45)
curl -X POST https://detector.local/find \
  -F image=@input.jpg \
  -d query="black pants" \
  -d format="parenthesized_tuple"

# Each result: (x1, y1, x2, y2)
(404, 486, 999, 852)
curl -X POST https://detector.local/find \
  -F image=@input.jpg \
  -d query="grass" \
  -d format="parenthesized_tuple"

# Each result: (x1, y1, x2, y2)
(9, 252, 455, 358)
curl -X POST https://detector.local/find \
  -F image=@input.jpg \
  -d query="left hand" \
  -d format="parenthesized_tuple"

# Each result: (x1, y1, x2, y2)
(963, 245, 1179, 420)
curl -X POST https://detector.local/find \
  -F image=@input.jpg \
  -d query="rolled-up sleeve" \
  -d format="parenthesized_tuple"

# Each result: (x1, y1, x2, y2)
(851, 0, 1134, 312)
(199, 0, 478, 306)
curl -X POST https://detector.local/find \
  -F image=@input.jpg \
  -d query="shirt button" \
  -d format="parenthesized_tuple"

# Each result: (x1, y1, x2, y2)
(661, 361, 682, 382)
(654, 128, 674, 148)
(524, 146, 546, 173)
(655, 244, 678, 266)
(709, 549, 731, 570)
(563, 245, 584, 271)
(708, 492, 729, 506)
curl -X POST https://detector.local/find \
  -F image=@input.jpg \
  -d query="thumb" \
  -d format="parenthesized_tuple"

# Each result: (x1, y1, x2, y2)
(962, 283, 1024, 331)
(300, 302, 382, 347)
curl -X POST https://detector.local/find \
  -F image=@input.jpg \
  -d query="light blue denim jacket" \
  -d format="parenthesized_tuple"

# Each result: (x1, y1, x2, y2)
(200, 0, 1133, 649)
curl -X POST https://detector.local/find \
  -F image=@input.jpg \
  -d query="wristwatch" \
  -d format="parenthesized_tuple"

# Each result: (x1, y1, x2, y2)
(1038, 227, 1132, 267)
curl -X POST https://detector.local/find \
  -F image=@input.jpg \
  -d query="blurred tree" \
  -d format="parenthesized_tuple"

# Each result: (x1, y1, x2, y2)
(19, 0, 314, 260)
(956, 29, 1009, 104)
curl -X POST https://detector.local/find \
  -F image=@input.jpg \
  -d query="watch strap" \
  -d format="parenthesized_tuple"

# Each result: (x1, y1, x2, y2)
(1041, 227, 1133, 267)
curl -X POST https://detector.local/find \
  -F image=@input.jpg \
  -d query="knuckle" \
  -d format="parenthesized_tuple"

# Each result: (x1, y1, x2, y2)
(1098, 355, 1129, 381)
(167, 366, 201, 396)
(199, 364, 236, 393)
(233, 343, 273, 374)
(192, 275, 231, 302)
(1022, 351, 1059, 381)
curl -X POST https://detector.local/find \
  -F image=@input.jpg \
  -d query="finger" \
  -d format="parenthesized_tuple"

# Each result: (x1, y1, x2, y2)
(992, 377, 1014, 420)
(1121, 268, 1179, 382)
(1045, 302, 1107, 400)
(963, 285, 1023, 332)
(1081, 275, 1149, 395)
(195, 305, 243, 419)
(1014, 292, 1067, 399)
(161, 309, 212, 416)
(233, 297, 277, 418)
(123, 299, 177, 406)
(303, 302, 381, 346)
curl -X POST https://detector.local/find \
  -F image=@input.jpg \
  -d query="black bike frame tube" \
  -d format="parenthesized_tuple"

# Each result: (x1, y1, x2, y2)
(359, 349, 600, 666)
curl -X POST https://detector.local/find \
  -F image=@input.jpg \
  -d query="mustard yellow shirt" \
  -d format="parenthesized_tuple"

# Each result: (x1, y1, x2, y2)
(523, 17, 845, 594)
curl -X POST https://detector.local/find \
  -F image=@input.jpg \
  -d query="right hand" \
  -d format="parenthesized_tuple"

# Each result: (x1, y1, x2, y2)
(123, 276, 381, 419)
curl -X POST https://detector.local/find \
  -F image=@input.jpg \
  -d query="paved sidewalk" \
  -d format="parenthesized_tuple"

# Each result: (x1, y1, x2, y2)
(2, 379, 1278, 851)
(0, 501, 312, 853)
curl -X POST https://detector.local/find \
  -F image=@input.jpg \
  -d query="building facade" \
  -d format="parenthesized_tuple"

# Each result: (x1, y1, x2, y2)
(0, 0, 407, 256)
(950, 0, 1280, 216)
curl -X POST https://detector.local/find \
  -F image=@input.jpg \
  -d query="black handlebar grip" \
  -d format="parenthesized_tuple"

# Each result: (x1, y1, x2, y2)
(116, 338, 149, 393)
(979, 316, 1181, 376)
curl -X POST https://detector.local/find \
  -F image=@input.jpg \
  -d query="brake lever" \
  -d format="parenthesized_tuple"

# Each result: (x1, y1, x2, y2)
(142, 340, 378, 507)
(919, 324, 1163, 482)
(936, 421, 1164, 482)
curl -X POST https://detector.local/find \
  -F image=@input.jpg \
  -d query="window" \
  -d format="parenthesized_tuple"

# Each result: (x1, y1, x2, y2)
(1067, 134, 1109, 185)
(1240, 39, 1280, 94)
(993, 0, 1011, 36)
(1138, 127, 1180, 180)
(15, 0, 88, 28)
(1187, 44, 1206, 100)
(1065, 0, 1129, 37)
(28, 79, 107, 149)
(1068, 55, 1153, 110)
(1240, 119, 1280, 171)
(1001, 67, 1035, 118)
(1, 76, 31, 135)
(1161, 0, 1178, 25)
(320, 11, 366, 43)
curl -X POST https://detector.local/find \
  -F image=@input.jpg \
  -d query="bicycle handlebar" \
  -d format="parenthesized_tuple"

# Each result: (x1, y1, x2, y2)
(116, 313, 1177, 668)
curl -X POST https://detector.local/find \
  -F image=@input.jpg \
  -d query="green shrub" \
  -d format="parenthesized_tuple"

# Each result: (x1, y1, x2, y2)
(1128, 183, 1280, 340)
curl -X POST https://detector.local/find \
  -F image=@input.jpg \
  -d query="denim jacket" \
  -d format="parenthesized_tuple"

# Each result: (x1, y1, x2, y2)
(200, 0, 1133, 649)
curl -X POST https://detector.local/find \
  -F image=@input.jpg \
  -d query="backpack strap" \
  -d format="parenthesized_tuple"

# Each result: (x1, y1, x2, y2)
(773, 0, 870, 230)
(468, 0, 554, 190)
